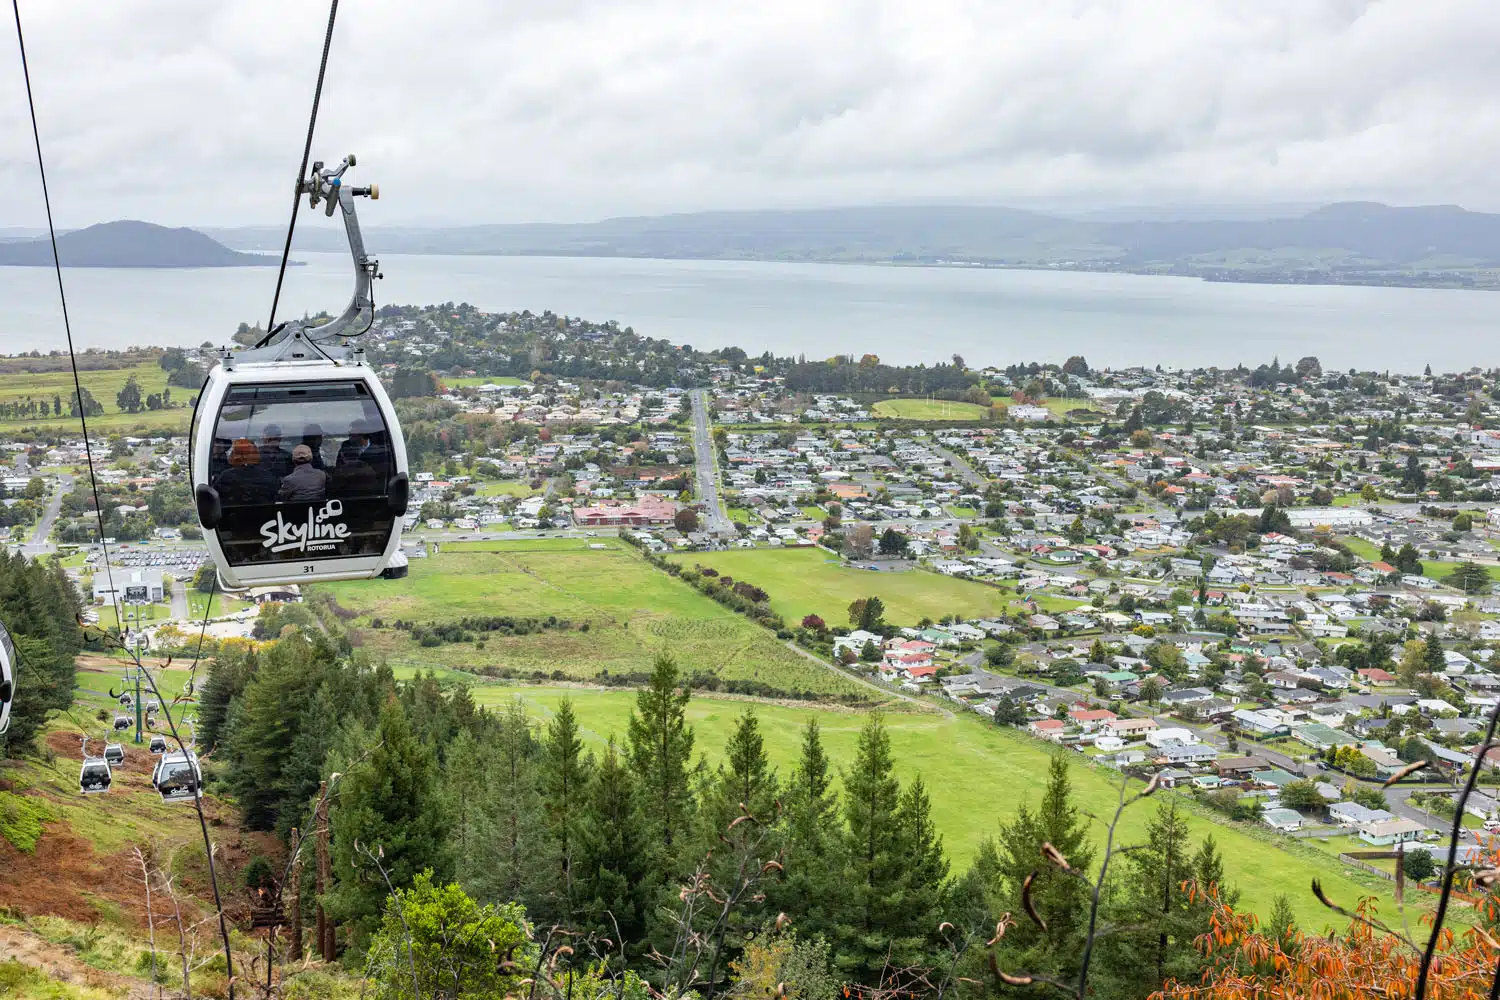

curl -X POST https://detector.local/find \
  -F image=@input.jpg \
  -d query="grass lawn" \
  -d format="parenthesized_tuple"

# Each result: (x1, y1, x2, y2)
(440, 375, 528, 389)
(96, 603, 171, 630)
(185, 592, 254, 619)
(945, 505, 979, 518)
(726, 506, 759, 525)
(320, 540, 871, 700)
(668, 547, 1014, 626)
(1340, 536, 1500, 582)
(474, 480, 539, 498)
(871, 398, 990, 421)
(800, 505, 826, 521)
(458, 684, 1413, 931)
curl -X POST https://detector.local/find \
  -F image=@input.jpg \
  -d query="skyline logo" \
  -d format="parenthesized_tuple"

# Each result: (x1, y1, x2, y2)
(259, 499, 352, 554)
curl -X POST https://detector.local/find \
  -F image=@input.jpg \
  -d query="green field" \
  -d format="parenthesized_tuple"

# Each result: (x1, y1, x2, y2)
(669, 546, 1014, 625)
(321, 539, 871, 699)
(1339, 535, 1500, 583)
(871, 398, 990, 421)
(453, 684, 1411, 931)
(440, 375, 528, 388)
(0, 362, 191, 434)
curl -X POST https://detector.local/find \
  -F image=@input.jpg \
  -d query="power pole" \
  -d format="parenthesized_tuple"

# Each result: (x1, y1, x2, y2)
(315, 782, 333, 962)
(133, 667, 144, 744)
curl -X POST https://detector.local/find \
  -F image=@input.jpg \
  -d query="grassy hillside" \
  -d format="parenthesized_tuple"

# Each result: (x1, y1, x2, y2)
(668, 546, 1016, 626)
(323, 538, 875, 701)
(450, 683, 1417, 933)
(0, 362, 190, 435)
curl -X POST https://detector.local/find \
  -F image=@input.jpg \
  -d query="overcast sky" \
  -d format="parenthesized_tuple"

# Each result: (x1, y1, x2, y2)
(2, 0, 1498, 228)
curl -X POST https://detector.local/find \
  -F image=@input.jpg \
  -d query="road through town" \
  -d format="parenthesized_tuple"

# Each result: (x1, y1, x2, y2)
(689, 388, 735, 536)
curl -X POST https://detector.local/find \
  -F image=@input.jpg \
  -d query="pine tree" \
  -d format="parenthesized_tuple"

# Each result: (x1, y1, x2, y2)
(444, 728, 499, 900)
(537, 697, 593, 923)
(893, 775, 948, 964)
(626, 654, 695, 863)
(773, 720, 844, 940)
(197, 644, 258, 752)
(835, 713, 908, 982)
(1191, 834, 1238, 908)
(1424, 635, 1446, 674)
(577, 737, 650, 945)
(0, 551, 82, 754)
(486, 699, 544, 909)
(328, 701, 452, 942)
(991, 754, 1096, 980)
(223, 636, 329, 831)
(1103, 800, 1207, 996)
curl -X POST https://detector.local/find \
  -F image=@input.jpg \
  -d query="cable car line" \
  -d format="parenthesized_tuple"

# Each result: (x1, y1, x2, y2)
(4, 4, 384, 990)
(9, 0, 127, 640)
(265, 0, 340, 338)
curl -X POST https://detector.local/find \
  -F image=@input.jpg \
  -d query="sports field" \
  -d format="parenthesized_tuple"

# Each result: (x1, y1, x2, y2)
(668, 546, 1012, 625)
(452, 683, 1413, 931)
(323, 539, 872, 700)
(871, 398, 989, 420)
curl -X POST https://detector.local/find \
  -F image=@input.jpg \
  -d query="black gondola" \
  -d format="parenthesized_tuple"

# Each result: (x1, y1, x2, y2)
(190, 156, 409, 588)
(79, 756, 112, 795)
(112, 712, 131, 732)
(152, 749, 202, 804)
(0, 619, 13, 737)
(149, 734, 167, 754)
(104, 742, 125, 766)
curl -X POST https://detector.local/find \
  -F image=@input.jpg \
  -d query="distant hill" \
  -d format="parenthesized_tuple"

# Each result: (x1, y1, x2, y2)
(0, 221, 282, 267)
(206, 202, 1500, 279)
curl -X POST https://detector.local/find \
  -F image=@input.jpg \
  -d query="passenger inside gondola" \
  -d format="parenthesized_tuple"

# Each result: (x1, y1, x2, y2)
(331, 423, 380, 496)
(301, 423, 330, 470)
(258, 425, 293, 479)
(279, 444, 330, 502)
(213, 439, 276, 505)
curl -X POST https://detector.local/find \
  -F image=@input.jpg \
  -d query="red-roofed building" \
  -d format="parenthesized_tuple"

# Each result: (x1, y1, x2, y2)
(1358, 667, 1399, 686)
(1029, 719, 1067, 742)
(573, 496, 680, 527)
(1067, 707, 1118, 733)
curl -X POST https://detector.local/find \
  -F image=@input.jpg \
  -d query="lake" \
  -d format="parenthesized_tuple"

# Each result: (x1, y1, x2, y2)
(0, 252, 1494, 373)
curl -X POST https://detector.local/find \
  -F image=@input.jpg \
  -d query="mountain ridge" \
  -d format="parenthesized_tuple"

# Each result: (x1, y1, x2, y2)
(0, 220, 283, 268)
(201, 201, 1500, 273)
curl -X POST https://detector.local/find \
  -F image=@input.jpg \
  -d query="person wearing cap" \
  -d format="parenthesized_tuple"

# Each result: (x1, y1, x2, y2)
(258, 425, 292, 480)
(278, 443, 330, 502)
(214, 438, 276, 506)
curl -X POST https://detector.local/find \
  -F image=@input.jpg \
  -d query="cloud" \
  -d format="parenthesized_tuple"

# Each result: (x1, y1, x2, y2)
(2, 0, 1498, 228)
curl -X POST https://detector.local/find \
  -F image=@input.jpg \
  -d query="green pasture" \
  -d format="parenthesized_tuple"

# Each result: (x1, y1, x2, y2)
(322, 540, 870, 699)
(668, 546, 1014, 626)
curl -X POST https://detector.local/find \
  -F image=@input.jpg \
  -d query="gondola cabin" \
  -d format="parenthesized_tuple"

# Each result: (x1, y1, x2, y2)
(104, 742, 125, 767)
(191, 345, 410, 587)
(112, 712, 131, 732)
(79, 757, 111, 795)
(149, 734, 167, 754)
(152, 749, 202, 804)
(0, 619, 13, 737)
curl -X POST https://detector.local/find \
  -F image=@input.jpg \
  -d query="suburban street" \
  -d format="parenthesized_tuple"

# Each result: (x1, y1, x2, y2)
(688, 388, 735, 536)
(21, 472, 69, 557)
